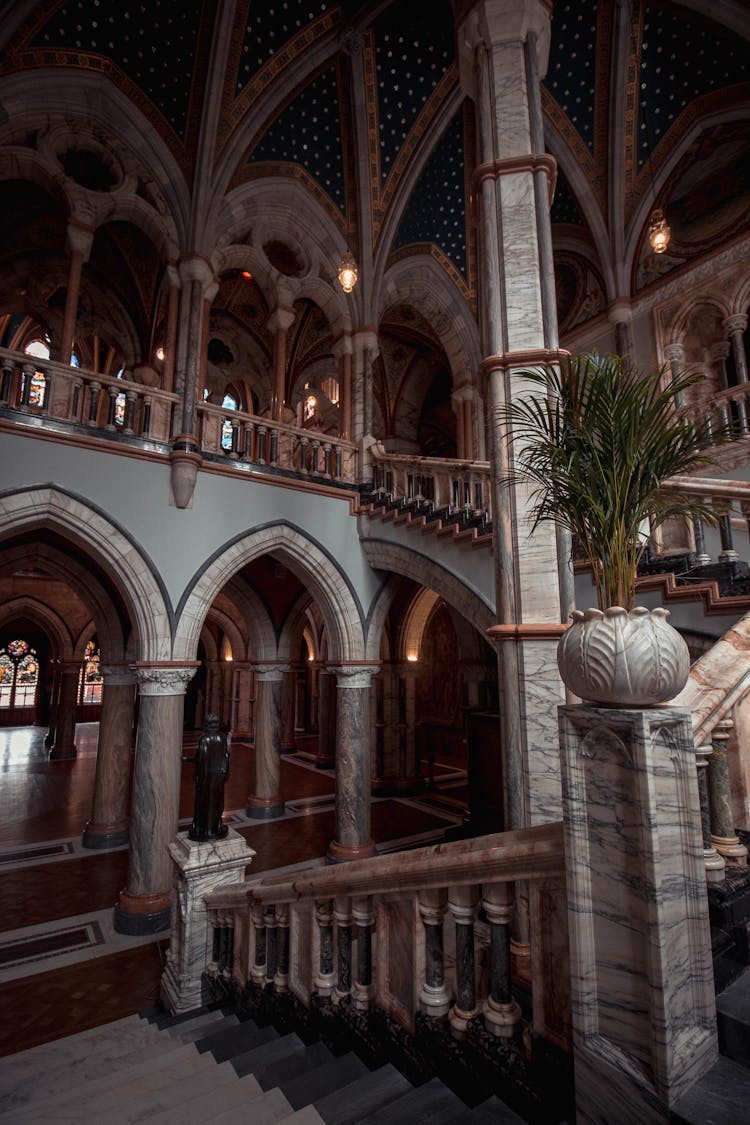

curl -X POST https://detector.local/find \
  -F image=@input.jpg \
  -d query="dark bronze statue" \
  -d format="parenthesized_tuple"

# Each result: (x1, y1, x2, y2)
(184, 713, 230, 841)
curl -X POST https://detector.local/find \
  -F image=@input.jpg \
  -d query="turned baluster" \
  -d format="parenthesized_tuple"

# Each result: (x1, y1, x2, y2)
(274, 903, 290, 992)
(257, 426, 267, 464)
(448, 885, 479, 1039)
(265, 905, 278, 983)
(124, 391, 136, 434)
(352, 895, 375, 1010)
(692, 514, 711, 565)
(333, 896, 353, 1005)
(418, 888, 451, 1019)
(315, 899, 336, 999)
(709, 718, 748, 866)
(87, 380, 102, 427)
(105, 386, 118, 430)
(694, 744, 726, 883)
(141, 395, 152, 437)
(251, 902, 267, 985)
(269, 428, 279, 465)
(0, 357, 13, 404)
(19, 362, 34, 410)
(243, 421, 255, 460)
(481, 882, 521, 1037)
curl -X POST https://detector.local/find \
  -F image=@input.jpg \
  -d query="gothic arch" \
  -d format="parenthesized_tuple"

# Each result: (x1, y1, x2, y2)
(0, 596, 72, 661)
(0, 487, 171, 661)
(174, 522, 365, 664)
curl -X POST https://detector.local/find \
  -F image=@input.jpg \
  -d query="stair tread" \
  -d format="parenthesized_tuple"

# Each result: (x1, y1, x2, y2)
(162, 1009, 235, 1038)
(0, 1013, 158, 1072)
(209, 1084, 293, 1125)
(255, 1039, 334, 1092)
(313, 1063, 413, 1125)
(198, 1019, 278, 1062)
(230, 1032, 307, 1078)
(672, 1054, 750, 1125)
(280, 1107, 326, 1124)
(139, 1071, 264, 1125)
(270, 1043, 354, 1106)
(358, 1076, 468, 1125)
(75, 1058, 239, 1125)
(174, 1013, 241, 1043)
(0, 1043, 209, 1121)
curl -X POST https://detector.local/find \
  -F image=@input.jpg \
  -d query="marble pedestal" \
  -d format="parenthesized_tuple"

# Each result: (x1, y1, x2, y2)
(558, 705, 717, 1124)
(161, 828, 254, 1013)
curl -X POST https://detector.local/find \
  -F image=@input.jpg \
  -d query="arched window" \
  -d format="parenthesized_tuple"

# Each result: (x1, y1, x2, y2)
(0, 639, 40, 709)
(78, 639, 103, 705)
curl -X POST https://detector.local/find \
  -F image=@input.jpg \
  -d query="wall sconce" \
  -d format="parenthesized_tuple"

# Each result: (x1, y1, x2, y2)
(338, 251, 358, 293)
(648, 208, 670, 254)
(155, 346, 165, 361)
(406, 653, 418, 663)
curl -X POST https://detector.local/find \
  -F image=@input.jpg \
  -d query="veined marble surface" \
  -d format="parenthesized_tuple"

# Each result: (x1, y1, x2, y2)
(559, 705, 717, 1124)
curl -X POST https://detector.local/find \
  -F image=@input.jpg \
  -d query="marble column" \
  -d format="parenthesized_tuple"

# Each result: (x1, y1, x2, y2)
(246, 664, 285, 819)
(49, 661, 80, 760)
(418, 888, 452, 1019)
(396, 663, 424, 795)
(694, 743, 726, 883)
(174, 256, 217, 437)
(333, 337, 353, 440)
(457, 0, 567, 830)
(725, 313, 749, 385)
(268, 303, 295, 421)
(315, 666, 336, 768)
(82, 665, 136, 849)
(448, 885, 480, 1040)
(708, 717, 748, 865)
(607, 298, 635, 362)
(161, 265, 180, 392)
(280, 666, 297, 752)
(558, 704, 717, 1123)
(114, 663, 196, 935)
(44, 662, 61, 747)
(327, 666, 376, 863)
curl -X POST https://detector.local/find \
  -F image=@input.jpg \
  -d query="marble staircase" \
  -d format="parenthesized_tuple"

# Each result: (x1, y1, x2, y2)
(0, 1006, 525, 1124)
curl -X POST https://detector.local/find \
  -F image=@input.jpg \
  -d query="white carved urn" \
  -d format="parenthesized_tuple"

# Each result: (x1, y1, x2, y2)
(557, 606, 690, 707)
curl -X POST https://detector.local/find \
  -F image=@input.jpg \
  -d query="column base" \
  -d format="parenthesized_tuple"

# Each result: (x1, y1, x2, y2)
(49, 744, 77, 760)
(483, 995, 522, 1038)
(246, 796, 285, 820)
(82, 819, 130, 850)
(114, 889, 171, 935)
(326, 839, 376, 863)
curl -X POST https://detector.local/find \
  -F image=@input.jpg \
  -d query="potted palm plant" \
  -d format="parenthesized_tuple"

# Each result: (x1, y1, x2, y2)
(498, 352, 734, 705)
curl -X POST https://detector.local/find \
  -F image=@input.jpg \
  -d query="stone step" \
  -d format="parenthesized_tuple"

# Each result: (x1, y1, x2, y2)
(0, 1014, 158, 1075)
(0, 1043, 211, 1122)
(717, 969, 750, 1068)
(230, 1031, 309, 1079)
(173, 1012, 241, 1043)
(357, 1076, 470, 1124)
(312, 1063, 413, 1125)
(78, 1058, 239, 1125)
(195, 1018, 279, 1062)
(209, 1084, 294, 1125)
(280, 1107, 326, 1124)
(281, 1050, 369, 1111)
(672, 1054, 750, 1125)
(253, 1038, 334, 1093)
(159, 1008, 235, 1038)
(139, 1072, 264, 1125)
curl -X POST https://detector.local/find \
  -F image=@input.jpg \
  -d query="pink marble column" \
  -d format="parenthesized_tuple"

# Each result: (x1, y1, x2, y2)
(114, 663, 196, 935)
(246, 664, 285, 819)
(49, 661, 80, 760)
(83, 666, 136, 849)
(328, 666, 376, 863)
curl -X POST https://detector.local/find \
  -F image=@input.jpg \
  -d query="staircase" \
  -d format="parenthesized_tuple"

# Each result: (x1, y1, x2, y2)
(0, 1005, 525, 1124)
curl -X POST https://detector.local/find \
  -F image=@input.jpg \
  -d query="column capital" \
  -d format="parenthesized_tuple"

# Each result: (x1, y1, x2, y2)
(479, 346, 569, 378)
(607, 297, 633, 325)
(331, 664, 378, 688)
(178, 255, 216, 293)
(66, 218, 95, 260)
(253, 663, 285, 683)
(711, 341, 731, 361)
(663, 342, 685, 365)
(266, 304, 296, 334)
(724, 313, 748, 336)
(130, 662, 199, 695)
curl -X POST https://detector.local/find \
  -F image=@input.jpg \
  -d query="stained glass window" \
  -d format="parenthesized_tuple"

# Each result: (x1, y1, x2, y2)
(0, 640, 39, 709)
(78, 640, 103, 705)
(221, 393, 238, 451)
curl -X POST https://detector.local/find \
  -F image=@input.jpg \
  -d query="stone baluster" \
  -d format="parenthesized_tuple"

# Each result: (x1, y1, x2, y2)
(219, 912, 234, 978)
(418, 888, 451, 1019)
(315, 899, 336, 999)
(251, 902, 267, 985)
(105, 385, 119, 430)
(352, 895, 375, 1010)
(256, 426, 267, 464)
(124, 391, 136, 434)
(716, 502, 739, 561)
(270, 428, 279, 465)
(243, 420, 255, 460)
(709, 718, 748, 866)
(49, 660, 80, 760)
(481, 882, 521, 1037)
(725, 313, 749, 385)
(83, 665, 136, 849)
(694, 744, 726, 883)
(141, 395, 152, 437)
(448, 885, 480, 1039)
(19, 362, 34, 410)
(328, 666, 376, 862)
(692, 514, 711, 565)
(333, 896, 353, 1005)
(0, 356, 13, 403)
(246, 664, 284, 819)
(86, 380, 102, 426)
(114, 663, 196, 935)
(275, 903, 290, 992)
(265, 906, 278, 984)
(299, 435, 309, 474)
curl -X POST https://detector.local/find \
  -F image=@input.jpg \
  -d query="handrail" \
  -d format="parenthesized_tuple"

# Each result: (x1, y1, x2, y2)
(205, 822, 564, 910)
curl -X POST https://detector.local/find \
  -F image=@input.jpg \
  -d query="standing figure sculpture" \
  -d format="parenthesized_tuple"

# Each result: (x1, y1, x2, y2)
(184, 714, 230, 841)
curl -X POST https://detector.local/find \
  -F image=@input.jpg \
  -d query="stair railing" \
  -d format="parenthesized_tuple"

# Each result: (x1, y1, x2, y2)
(204, 822, 569, 1053)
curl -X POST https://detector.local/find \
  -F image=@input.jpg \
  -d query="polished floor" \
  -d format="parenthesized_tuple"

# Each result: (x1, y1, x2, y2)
(0, 724, 466, 1056)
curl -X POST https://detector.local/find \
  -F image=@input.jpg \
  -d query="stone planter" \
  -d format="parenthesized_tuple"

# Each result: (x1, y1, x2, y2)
(557, 605, 690, 707)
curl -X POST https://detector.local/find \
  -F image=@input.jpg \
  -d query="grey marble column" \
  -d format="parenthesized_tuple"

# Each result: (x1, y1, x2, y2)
(315, 666, 336, 768)
(114, 664, 196, 935)
(246, 664, 285, 819)
(396, 664, 424, 795)
(449, 885, 480, 1040)
(44, 662, 60, 747)
(49, 662, 80, 760)
(83, 665, 136, 849)
(725, 313, 749, 385)
(709, 717, 748, 865)
(559, 704, 717, 1123)
(327, 666, 376, 862)
(694, 743, 726, 883)
(418, 888, 451, 1019)
(280, 666, 297, 752)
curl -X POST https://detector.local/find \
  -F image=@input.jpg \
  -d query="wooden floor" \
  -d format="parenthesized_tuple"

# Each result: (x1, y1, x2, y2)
(0, 724, 464, 1056)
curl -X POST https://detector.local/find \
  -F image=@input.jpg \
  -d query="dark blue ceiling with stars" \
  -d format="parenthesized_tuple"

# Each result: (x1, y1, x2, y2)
(550, 170, 585, 226)
(235, 0, 330, 96)
(638, 3, 750, 169)
(247, 66, 346, 213)
(30, 0, 204, 138)
(374, 1, 455, 185)
(394, 109, 466, 277)
(543, 0, 598, 155)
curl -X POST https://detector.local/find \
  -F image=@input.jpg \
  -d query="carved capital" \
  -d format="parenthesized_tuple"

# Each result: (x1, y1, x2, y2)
(131, 663, 198, 695)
